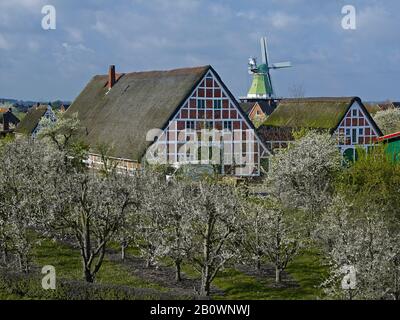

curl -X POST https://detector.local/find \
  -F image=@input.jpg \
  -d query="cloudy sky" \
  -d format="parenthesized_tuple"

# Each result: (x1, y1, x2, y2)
(0, 0, 399, 102)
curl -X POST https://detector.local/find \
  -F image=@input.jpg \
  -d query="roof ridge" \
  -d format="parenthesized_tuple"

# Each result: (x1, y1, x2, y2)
(96, 65, 211, 78)
(282, 96, 357, 101)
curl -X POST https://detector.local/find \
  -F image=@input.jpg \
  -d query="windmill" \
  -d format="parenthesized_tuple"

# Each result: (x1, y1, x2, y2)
(247, 37, 291, 99)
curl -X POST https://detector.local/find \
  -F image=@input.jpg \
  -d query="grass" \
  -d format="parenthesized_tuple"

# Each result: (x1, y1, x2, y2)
(32, 238, 167, 291)
(181, 248, 328, 300)
(2, 236, 327, 300)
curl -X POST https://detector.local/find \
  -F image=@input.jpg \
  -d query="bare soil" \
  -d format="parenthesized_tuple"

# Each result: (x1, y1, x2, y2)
(106, 250, 224, 298)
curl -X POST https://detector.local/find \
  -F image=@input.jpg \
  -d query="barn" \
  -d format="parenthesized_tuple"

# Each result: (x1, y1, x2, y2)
(66, 65, 270, 176)
(257, 97, 383, 160)
(0, 108, 20, 136)
(15, 104, 56, 138)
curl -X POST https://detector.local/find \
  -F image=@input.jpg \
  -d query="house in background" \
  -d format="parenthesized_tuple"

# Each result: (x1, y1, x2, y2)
(0, 108, 20, 136)
(364, 100, 400, 112)
(376, 132, 400, 163)
(66, 65, 270, 176)
(363, 102, 382, 115)
(239, 101, 277, 126)
(60, 103, 71, 113)
(15, 104, 56, 138)
(257, 97, 383, 160)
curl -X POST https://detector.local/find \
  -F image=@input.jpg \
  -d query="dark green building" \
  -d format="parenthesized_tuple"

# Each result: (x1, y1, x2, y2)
(377, 132, 400, 162)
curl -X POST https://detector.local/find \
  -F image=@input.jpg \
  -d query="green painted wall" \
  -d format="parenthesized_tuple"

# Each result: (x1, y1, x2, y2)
(385, 139, 400, 163)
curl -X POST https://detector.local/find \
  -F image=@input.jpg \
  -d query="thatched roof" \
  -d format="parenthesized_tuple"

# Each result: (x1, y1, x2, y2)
(66, 66, 211, 160)
(364, 102, 381, 115)
(15, 105, 47, 134)
(239, 102, 255, 114)
(264, 97, 366, 131)
(0, 110, 20, 125)
(239, 101, 276, 116)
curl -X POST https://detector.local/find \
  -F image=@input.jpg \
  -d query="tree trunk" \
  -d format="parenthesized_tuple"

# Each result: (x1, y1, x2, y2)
(2, 248, 7, 265)
(121, 243, 126, 261)
(175, 261, 182, 282)
(256, 256, 261, 271)
(200, 272, 211, 296)
(275, 267, 282, 283)
(84, 268, 94, 283)
(146, 257, 152, 268)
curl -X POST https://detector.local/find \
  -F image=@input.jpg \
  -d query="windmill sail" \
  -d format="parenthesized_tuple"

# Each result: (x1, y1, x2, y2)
(261, 37, 268, 65)
(271, 62, 292, 69)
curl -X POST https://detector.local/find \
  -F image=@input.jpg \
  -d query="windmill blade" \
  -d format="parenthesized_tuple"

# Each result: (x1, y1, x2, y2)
(266, 71, 274, 97)
(260, 37, 269, 66)
(271, 61, 292, 69)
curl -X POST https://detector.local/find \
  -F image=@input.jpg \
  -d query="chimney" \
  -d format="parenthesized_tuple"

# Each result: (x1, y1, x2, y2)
(108, 65, 116, 89)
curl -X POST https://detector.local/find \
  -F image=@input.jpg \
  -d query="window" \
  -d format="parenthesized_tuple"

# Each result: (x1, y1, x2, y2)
(352, 109, 357, 117)
(213, 99, 222, 109)
(186, 121, 195, 130)
(359, 128, 364, 135)
(206, 121, 213, 129)
(346, 129, 350, 136)
(197, 99, 205, 109)
(223, 121, 232, 130)
(352, 128, 357, 143)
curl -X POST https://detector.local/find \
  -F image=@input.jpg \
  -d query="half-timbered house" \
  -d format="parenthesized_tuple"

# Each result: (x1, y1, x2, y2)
(257, 97, 383, 160)
(66, 65, 270, 176)
(15, 104, 56, 138)
(239, 100, 277, 126)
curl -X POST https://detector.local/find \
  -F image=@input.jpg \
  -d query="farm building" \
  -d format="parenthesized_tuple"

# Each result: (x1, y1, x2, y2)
(239, 100, 277, 126)
(66, 65, 270, 176)
(376, 132, 400, 163)
(257, 97, 383, 160)
(15, 104, 56, 138)
(60, 103, 71, 113)
(0, 108, 20, 136)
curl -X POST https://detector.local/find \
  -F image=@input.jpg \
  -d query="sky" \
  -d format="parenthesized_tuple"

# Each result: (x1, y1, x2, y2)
(0, 0, 399, 102)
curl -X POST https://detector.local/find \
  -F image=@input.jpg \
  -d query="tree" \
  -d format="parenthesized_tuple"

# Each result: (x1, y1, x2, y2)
(288, 83, 305, 99)
(244, 196, 303, 283)
(47, 170, 139, 282)
(373, 108, 400, 135)
(241, 197, 269, 271)
(132, 170, 167, 268)
(328, 147, 400, 299)
(266, 130, 342, 232)
(38, 112, 86, 151)
(319, 196, 399, 300)
(336, 145, 400, 223)
(0, 139, 64, 272)
(188, 181, 242, 296)
(157, 178, 194, 281)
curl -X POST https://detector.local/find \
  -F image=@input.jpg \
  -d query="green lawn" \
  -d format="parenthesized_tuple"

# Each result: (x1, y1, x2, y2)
(32, 238, 167, 291)
(182, 248, 328, 300)
(2, 237, 327, 300)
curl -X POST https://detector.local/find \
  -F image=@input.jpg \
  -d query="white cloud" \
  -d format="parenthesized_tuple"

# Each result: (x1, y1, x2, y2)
(0, 34, 12, 50)
(61, 42, 93, 53)
(268, 12, 300, 29)
(65, 28, 84, 43)
(0, 0, 45, 10)
(236, 10, 258, 20)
